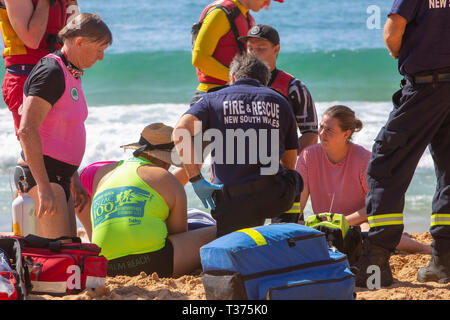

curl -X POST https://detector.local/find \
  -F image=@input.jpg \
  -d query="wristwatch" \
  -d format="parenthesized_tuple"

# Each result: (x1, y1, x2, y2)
(189, 174, 203, 183)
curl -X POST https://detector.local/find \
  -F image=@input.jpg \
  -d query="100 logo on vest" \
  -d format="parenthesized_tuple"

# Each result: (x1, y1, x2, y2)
(92, 186, 152, 227)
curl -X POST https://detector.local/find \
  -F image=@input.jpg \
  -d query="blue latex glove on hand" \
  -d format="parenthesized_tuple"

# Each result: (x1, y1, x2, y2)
(192, 178, 224, 210)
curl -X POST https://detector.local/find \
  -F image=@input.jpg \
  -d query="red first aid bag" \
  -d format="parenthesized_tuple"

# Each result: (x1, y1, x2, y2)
(15, 234, 108, 295)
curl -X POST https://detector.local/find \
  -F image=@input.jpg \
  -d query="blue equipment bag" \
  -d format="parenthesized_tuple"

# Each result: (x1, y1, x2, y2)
(200, 223, 355, 300)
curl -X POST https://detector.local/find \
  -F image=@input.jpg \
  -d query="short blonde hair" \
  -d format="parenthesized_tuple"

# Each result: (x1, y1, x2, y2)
(58, 13, 112, 45)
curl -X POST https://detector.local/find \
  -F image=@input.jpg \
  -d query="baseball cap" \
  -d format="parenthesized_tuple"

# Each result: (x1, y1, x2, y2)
(239, 24, 280, 46)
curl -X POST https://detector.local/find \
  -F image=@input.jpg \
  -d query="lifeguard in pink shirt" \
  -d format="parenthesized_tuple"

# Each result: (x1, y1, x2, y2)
(296, 105, 431, 254)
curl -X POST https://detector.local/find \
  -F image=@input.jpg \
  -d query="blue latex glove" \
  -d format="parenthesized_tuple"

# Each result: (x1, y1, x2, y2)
(192, 178, 224, 210)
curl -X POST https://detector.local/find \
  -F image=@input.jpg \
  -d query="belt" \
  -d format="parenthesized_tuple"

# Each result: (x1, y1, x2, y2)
(411, 72, 450, 84)
(6, 64, 34, 77)
(225, 174, 278, 198)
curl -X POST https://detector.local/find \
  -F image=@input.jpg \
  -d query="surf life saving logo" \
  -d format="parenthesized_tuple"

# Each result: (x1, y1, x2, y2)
(92, 186, 153, 228)
(70, 87, 79, 101)
(250, 25, 260, 35)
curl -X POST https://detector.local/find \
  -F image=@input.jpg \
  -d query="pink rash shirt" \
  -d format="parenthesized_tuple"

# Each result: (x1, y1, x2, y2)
(296, 143, 371, 216)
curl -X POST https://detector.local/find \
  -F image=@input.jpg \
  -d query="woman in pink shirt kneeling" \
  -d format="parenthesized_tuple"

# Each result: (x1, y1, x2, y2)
(296, 105, 431, 254)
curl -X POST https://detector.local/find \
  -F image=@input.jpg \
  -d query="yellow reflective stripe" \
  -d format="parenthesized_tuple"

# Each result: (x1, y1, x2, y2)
(236, 228, 267, 246)
(368, 213, 403, 228)
(431, 214, 450, 226)
(367, 213, 404, 221)
(284, 202, 300, 214)
(369, 221, 404, 227)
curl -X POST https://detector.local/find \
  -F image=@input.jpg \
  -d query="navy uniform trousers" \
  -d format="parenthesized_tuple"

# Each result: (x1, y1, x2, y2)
(366, 75, 450, 256)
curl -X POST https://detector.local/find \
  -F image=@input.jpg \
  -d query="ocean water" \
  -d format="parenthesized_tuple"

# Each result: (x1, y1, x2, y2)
(0, 0, 437, 233)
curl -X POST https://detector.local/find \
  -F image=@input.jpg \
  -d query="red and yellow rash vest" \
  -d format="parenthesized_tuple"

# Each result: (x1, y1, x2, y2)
(193, 0, 254, 92)
(0, 0, 69, 67)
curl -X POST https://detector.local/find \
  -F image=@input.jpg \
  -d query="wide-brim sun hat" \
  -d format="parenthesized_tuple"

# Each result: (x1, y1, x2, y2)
(120, 123, 182, 167)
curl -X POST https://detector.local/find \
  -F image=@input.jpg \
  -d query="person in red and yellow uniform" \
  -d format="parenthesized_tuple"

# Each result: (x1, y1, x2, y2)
(190, 0, 284, 106)
(0, 0, 79, 137)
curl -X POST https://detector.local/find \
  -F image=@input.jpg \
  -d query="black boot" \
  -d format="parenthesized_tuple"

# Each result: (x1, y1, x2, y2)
(417, 252, 450, 284)
(354, 240, 393, 288)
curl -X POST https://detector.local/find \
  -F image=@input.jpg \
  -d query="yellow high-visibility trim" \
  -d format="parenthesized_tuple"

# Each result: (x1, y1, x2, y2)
(284, 202, 300, 214)
(431, 214, 450, 218)
(430, 214, 450, 226)
(369, 221, 404, 228)
(367, 213, 403, 221)
(368, 213, 403, 228)
(236, 228, 267, 246)
(431, 221, 450, 226)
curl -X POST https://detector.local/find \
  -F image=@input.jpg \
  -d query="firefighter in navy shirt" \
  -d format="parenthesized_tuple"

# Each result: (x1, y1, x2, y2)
(174, 54, 302, 237)
(356, 0, 450, 287)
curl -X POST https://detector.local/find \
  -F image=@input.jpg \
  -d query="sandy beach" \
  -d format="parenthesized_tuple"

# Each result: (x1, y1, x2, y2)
(15, 232, 446, 300)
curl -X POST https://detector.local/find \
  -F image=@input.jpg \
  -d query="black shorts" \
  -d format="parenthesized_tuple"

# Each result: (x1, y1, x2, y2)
(107, 239, 174, 278)
(14, 155, 78, 201)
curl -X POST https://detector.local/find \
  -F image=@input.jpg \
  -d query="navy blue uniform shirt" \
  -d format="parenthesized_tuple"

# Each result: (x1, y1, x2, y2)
(186, 78, 299, 186)
(390, 0, 450, 75)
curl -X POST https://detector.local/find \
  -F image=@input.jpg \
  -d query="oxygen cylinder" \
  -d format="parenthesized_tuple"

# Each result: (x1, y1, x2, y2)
(11, 193, 36, 237)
